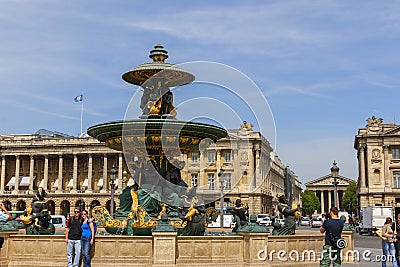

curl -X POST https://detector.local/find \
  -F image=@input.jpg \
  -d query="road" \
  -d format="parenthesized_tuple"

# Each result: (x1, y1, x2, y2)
(299, 225, 392, 267)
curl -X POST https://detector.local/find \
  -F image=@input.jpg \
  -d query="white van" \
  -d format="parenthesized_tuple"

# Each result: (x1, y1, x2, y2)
(207, 214, 235, 228)
(256, 214, 269, 223)
(51, 215, 66, 228)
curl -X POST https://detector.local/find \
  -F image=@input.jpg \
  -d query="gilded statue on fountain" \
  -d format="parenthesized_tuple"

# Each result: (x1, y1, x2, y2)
(272, 193, 300, 235)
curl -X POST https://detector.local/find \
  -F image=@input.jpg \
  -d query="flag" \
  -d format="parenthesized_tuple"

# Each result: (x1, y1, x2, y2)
(74, 95, 83, 102)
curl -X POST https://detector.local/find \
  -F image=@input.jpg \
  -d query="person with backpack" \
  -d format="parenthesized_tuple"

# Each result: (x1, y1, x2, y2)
(66, 208, 82, 267)
(81, 209, 95, 267)
(320, 207, 344, 267)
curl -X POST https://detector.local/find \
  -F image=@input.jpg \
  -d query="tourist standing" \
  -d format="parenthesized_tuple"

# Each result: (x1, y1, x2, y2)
(81, 210, 95, 267)
(395, 215, 400, 265)
(320, 207, 344, 267)
(381, 217, 398, 267)
(66, 208, 82, 267)
(0, 203, 12, 222)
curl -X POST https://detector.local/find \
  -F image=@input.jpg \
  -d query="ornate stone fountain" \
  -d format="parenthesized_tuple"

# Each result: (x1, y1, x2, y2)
(87, 44, 227, 235)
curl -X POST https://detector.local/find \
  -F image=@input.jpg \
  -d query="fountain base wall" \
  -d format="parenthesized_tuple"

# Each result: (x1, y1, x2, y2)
(0, 231, 354, 267)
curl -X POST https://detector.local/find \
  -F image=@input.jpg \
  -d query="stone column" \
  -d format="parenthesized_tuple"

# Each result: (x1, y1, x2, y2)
(383, 145, 390, 187)
(13, 155, 20, 193)
(328, 190, 332, 209)
(152, 232, 177, 265)
(117, 153, 123, 192)
(359, 145, 366, 190)
(56, 155, 63, 193)
(101, 154, 108, 192)
(255, 148, 261, 190)
(29, 155, 35, 192)
(199, 150, 204, 187)
(44, 155, 49, 190)
(0, 156, 6, 192)
(71, 154, 78, 193)
(343, 230, 356, 263)
(321, 190, 325, 213)
(338, 190, 343, 209)
(181, 153, 189, 185)
(216, 149, 221, 169)
(233, 148, 239, 188)
(238, 232, 268, 264)
(86, 153, 93, 193)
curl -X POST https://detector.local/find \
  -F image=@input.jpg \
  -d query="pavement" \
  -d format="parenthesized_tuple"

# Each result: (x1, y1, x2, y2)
(297, 225, 393, 267)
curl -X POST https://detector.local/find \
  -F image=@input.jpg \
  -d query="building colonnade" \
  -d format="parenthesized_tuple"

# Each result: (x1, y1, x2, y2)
(0, 152, 126, 194)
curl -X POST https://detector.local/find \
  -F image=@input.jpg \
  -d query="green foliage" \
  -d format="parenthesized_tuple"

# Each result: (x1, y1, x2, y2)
(301, 190, 321, 216)
(342, 181, 357, 215)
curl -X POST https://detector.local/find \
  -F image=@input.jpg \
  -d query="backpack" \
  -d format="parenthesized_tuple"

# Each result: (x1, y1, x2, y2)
(91, 221, 97, 234)
(66, 216, 75, 227)
(327, 220, 347, 249)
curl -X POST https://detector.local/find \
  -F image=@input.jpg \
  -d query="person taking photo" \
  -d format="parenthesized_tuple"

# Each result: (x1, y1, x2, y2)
(320, 207, 344, 267)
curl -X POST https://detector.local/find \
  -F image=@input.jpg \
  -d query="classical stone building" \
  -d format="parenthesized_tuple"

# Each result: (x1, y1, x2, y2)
(0, 123, 301, 217)
(354, 116, 400, 214)
(305, 173, 354, 214)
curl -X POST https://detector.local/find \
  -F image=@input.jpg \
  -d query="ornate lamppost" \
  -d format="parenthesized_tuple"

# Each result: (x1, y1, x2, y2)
(121, 170, 128, 190)
(218, 169, 225, 229)
(331, 161, 339, 208)
(110, 165, 117, 218)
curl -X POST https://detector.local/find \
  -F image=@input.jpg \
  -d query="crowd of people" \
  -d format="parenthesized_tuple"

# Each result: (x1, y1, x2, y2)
(66, 208, 95, 267)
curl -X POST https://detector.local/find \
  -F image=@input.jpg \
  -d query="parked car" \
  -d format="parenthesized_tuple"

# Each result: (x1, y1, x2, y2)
(300, 217, 311, 226)
(51, 215, 66, 228)
(258, 217, 272, 226)
(311, 217, 323, 228)
(256, 214, 269, 223)
(206, 214, 235, 228)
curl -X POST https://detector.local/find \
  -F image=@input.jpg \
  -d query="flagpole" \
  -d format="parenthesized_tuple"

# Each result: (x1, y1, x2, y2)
(80, 97, 84, 136)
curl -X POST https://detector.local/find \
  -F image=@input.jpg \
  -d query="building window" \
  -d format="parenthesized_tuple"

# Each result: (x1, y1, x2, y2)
(208, 173, 215, 189)
(191, 173, 198, 187)
(224, 173, 232, 190)
(191, 152, 198, 163)
(207, 151, 215, 163)
(392, 148, 400, 160)
(225, 151, 231, 163)
(394, 172, 400, 188)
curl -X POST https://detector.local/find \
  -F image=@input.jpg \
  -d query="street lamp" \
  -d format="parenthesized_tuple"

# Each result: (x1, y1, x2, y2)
(218, 169, 225, 229)
(331, 161, 339, 208)
(109, 165, 117, 218)
(122, 170, 128, 190)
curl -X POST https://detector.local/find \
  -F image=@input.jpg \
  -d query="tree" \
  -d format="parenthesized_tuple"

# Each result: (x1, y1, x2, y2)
(301, 190, 321, 216)
(342, 181, 357, 215)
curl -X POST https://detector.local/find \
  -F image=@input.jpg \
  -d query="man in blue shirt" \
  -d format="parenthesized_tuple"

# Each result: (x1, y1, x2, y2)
(320, 207, 344, 267)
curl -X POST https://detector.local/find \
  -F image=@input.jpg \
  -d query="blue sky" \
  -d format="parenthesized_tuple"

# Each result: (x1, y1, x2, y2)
(1, 1, 399, 185)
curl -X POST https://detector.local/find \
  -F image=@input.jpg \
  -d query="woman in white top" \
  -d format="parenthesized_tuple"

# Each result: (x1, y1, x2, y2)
(381, 217, 398, 267)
